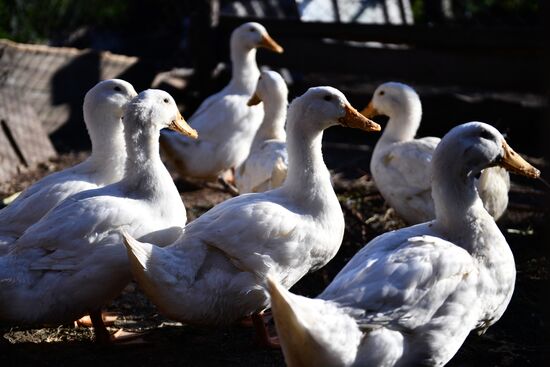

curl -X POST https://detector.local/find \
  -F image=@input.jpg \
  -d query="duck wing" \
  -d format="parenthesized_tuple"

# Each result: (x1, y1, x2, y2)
(319, 224, 478, 331)
(183, 194, 308, 284)
(375, 137, 439, 196)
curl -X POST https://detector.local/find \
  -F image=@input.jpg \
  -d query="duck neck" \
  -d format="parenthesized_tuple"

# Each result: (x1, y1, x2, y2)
(122, 124, 170, 198)
(379, 100, 422, 145)
(251, 97, 287, 149)
(432, 154, 501, 256)
(83, 107, 126, 179)
(282, 120, 333, 204)
(229, 43, 260, 94)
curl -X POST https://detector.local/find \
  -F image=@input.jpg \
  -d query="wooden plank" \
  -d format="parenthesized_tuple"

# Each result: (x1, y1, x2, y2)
(0, 88, 56, 182)
(0, 122, 20, 182)
(248, 37, 543, 91)
(210, 16, 544, 90)
(0, 39, 138, 135)
(218, 15, 543, 50)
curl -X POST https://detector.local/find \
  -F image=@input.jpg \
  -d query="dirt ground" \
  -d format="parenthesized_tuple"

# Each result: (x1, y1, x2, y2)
(0, 138, 548, 366)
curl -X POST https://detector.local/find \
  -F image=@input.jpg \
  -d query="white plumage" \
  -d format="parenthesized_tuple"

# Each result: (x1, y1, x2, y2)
(268, 122, 540, 367)
(235, 70, 288, 193)
(0, 79, 137, 251)
(0, 90, 196, 335)
(160, 22, 283, 180)
(122, 86, 380, 326)
(364, 82, 510, 224)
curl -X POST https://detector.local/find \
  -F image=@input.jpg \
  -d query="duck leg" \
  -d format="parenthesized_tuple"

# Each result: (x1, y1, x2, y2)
(252, 311, 280, 349)
(75, 312, 119, 327)
(89, 309, 112, 344)
(89, 310, 146, 344)
(218, 168, 239, 196)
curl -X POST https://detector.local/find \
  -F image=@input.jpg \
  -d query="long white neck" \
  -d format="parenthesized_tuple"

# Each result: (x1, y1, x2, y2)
(83, 106, 126, 180)
(431, 142, 516, 327)
(431, 149, 505, 256)
(251, 96, 287, 149)
(120, 122, 173, 201)
(281, 112, 334, 206)
(378, 98, 422, 145)
(228, 41, 260, 94)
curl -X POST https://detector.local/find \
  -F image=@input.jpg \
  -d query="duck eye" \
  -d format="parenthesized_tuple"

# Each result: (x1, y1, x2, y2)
(479, 130, 492, 140)
(163, 98, 169, 104)
(323, 95, 332, 102)
(114, 86, 122, 92)
(379, 91, 385, 96)
(249, 27, 255, 32)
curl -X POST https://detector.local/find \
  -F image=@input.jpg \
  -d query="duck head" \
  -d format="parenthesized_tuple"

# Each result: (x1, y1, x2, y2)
(435, 121, 539, 180)
(288, 86, 381, 133)
(125, 89, 198, 139)
(247, 70, 288, 106)
(83, 79, 137, 126)
(231, 22, 283, 53)
(361, 82, 421, 119)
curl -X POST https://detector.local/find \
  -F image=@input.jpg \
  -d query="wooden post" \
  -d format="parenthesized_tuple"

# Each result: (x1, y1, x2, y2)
(189, 0, 220, 94)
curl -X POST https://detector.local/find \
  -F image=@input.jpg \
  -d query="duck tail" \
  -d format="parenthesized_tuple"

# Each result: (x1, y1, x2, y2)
(120, 229, 152, 272)
(267, 276, 365, 367)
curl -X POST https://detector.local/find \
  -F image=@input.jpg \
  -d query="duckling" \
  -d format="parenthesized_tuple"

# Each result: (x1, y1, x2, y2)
(0, 89, 197, 343)
(363, 82, 510, 224)
(0, 79, 137, 251)
(235, 70, 288, 193)
(161, 22, 283, 182)
(268, 122, 539, 367)
(122, 86, 380, 347)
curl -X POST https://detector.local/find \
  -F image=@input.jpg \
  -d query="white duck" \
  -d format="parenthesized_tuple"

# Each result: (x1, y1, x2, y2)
(0, 89, 197, 343)
(235, 70, 288, 193)
(363, 82, 510, 224)
(161, 22, 283, 181)
(122, 87, 380, 346)
(267, 121, 540, 367)
(0, 79, 137, 251)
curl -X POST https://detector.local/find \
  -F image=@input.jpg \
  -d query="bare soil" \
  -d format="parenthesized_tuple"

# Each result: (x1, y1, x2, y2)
(0, 143, 548, 366)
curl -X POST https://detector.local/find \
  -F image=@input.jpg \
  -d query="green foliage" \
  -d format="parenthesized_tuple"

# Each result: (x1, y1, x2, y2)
(0, 0, 129, 43)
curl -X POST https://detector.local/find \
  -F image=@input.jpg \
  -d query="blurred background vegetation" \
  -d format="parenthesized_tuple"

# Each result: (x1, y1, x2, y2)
(0, 0, 540, 49)
(0, 0, 190, 51)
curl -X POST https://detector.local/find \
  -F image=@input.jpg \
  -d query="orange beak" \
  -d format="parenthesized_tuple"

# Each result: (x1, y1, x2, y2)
(259, 33, 284, 53)
(360, 101, 380, 119)
(247, 93, 262, 106)
(498, 140, 540, 178)
(338, 104, 381, 132)
(169, 112, 198, 139)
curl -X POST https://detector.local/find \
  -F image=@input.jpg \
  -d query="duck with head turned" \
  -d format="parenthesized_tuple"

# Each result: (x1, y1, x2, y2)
(0, 79, 137, 252)
(235, 70, 289, 193)
(122, 86, 380, 347)
(0, 89, 197, 344)
(161, 22, 284, 181)
(268, 121, 539, 367)
(363, 82, 510, 224)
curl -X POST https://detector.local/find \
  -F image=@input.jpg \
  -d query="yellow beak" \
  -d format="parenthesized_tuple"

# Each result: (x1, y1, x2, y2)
(169, 112, 198, 139)
(338, 104, 381, 132)
(259, 33, 284, 53)
(360, 101, 380, 119)
(247, 93, 262, 106)
(498, 140, 540, 178)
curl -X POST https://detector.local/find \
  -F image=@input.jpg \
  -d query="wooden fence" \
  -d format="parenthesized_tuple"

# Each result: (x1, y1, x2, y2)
(190, 13, 545, 91)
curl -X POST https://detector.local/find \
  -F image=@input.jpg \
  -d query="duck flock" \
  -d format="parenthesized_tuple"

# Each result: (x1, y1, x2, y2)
(0, 22, 542, 366)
